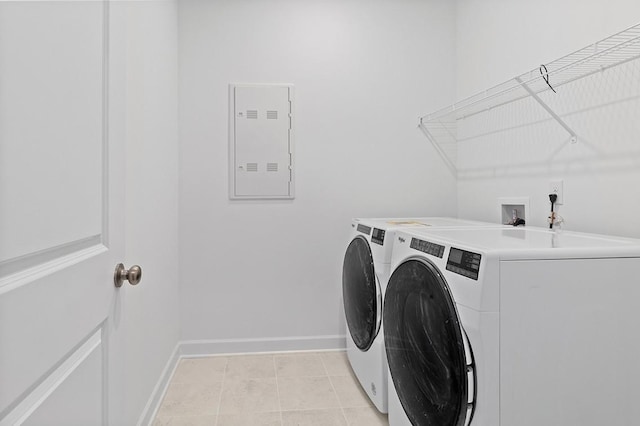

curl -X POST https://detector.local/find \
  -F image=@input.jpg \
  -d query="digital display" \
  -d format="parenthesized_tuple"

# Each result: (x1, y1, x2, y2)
(448, 248, 463, 264)
(446, 247, 481, 280)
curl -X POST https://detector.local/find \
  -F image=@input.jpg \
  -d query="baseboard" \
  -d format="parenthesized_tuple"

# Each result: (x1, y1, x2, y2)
(180, 334, 346, 357)
(136, 342, 181, 426)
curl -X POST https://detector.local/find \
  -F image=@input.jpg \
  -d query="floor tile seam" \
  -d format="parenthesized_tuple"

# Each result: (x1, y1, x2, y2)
(319, 352, 350, 377)
(223, 375, 278, 381)
(273, 355, 285, 426)
(278, 407, 349, 413)
(275, 373, 340, 410)
(324, 365, 350, 425)
(319, 353, 331, 376)
(217, 407, 284, 415)
(277, 376, 342, 412)
(274, 354, 325, 371)
(317, 352, 351, 418)
(327, 375, 374, 410)
(275, 373, 331, 380)
(273, 356, 324, 367)
(213, 357, 230, 426)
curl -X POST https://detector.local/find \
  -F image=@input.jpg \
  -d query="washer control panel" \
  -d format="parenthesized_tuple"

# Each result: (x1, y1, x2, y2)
(410, 238, 445, 258)
(356, 224, 372, 235)
(446, 247, 481, 280)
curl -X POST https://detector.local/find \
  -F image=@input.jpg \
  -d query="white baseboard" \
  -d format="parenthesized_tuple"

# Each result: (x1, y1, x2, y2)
(137, 343, 181, 426)
(180, 334, 346, 356)
(138, 335, 346, 425)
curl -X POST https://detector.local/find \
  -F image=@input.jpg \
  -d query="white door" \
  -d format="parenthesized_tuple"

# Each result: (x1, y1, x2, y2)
(0, 1, 129, 424)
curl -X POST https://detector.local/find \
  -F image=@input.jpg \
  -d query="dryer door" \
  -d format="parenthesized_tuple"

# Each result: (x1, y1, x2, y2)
(384, 258, 475, 426)
(342, 236, 380, 351)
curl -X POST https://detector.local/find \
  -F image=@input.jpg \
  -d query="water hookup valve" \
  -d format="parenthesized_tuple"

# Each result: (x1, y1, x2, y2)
(507, 208, 526, 226)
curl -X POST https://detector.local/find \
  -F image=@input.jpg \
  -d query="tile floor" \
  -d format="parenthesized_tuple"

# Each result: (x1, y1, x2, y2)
(152, 350, 389, 426)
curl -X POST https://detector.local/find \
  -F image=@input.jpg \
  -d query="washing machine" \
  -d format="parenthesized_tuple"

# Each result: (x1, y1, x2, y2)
(384, 226, 640, 426)
(342, 217, 503, 413)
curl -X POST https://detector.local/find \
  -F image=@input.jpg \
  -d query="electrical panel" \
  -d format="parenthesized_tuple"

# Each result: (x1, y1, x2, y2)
(229, 84, 294, 199)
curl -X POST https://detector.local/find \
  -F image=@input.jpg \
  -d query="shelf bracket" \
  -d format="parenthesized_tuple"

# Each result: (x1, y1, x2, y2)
(515, 77, 578, 144)
(418, 122, 458, 176)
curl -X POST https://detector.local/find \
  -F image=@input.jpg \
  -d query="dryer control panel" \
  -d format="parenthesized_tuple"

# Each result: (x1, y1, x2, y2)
(371, 228, 386, 245)
(446, 247, 481, 280)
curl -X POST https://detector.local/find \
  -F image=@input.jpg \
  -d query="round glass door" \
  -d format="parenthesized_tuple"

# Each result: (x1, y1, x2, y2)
(342, 236, 379, 351)
(384, 258, 472, 426)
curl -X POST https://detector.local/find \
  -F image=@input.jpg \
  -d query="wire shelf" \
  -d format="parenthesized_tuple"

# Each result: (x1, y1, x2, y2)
(420, 22, 640, 174)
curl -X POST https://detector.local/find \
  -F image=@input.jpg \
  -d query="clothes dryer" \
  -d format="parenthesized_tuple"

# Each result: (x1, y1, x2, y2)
(384, 227, 640, 426)
(342, 217, 502, 413)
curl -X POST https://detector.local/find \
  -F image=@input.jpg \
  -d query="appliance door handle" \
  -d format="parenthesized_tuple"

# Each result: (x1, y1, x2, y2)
(374, 273, 383, 338)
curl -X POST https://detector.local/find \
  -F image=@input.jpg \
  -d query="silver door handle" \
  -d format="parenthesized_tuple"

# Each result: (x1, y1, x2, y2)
(114, 263, 143, 287)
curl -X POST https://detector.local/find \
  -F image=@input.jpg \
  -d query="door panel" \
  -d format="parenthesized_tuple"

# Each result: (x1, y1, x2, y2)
(11, 330, 103, 426)
(0, 1, 104, 263)
(0, 1, 125, 424)
(0, 255, 109, 420)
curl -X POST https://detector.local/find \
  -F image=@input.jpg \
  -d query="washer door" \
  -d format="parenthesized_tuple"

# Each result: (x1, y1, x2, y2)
(384, 258, 475, 426)
(342, 236, 381, 351)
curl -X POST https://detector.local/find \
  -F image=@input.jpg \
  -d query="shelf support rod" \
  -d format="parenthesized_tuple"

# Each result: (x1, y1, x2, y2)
(515, 77, 578, 143)
(418, 121, 458, 177)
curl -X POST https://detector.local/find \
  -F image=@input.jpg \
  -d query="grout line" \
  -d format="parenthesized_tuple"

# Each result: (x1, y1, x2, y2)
(273, 355, 284, 426)
(213, 356, 229, 426)
(327, 376, 350, 425)
(320, 354, 350, 425)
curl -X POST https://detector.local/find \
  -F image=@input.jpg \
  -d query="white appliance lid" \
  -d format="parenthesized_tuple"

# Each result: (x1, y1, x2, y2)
(403, 227, 640, 257)
(353, 217, 497, 230)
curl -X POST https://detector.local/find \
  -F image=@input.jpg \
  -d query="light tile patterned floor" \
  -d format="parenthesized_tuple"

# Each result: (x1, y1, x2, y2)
(152, 351, 389, 426)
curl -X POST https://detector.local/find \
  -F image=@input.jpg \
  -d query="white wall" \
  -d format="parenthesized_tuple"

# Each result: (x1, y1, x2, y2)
(455, 0, 640, 237)
(122, 1, 180, 424)
(178, 0, 458, 348)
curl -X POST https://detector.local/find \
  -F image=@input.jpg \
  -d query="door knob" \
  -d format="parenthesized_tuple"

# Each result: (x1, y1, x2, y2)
(114, 263, 143, 287)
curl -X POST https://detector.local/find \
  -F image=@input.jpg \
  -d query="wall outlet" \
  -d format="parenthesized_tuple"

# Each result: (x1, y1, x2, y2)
(549, 180, 563, 205)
